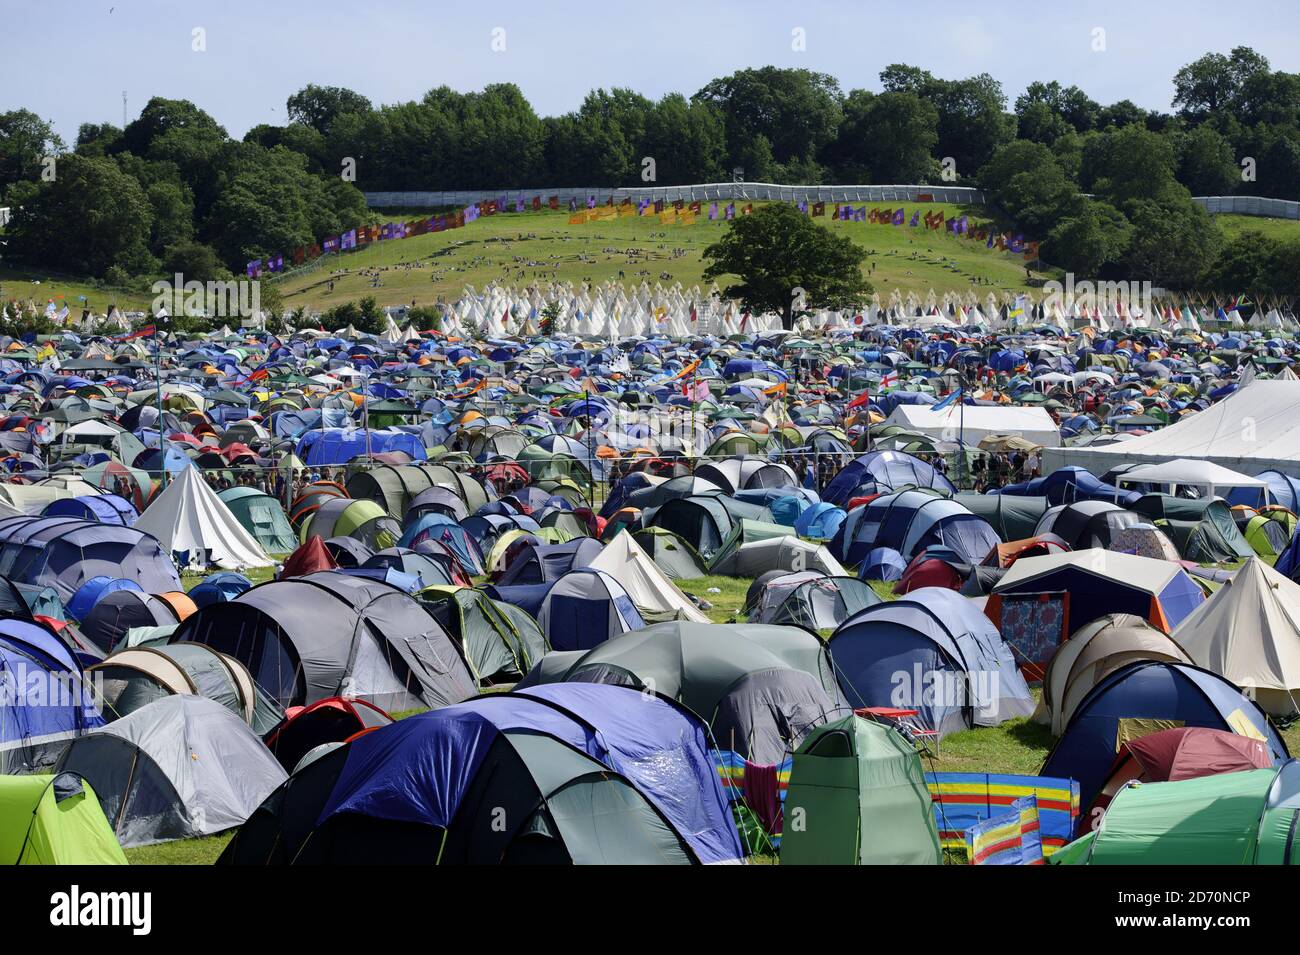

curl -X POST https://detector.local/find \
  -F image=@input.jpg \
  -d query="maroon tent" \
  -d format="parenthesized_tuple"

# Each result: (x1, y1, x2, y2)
(1088, 727, 1273, 817)
(280, 535, 338, 579)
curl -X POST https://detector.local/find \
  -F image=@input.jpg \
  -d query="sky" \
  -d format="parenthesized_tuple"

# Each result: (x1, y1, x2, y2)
(5, 0, 1300, 142)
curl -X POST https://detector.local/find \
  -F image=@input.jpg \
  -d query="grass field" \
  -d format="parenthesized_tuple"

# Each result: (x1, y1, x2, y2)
(1214, 212, 1300, 242)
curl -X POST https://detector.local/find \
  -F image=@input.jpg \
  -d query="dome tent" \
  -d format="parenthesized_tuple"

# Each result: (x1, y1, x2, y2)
(174, 571, 476, 711)
(1041, 660, 1288, 810)
(218, 684, 743, 865)
(263, 697, 394, 773)
(829, 588, 1034, 738)
(55, 695, 288, 848)
(217, 486, 297, 554)
(417, 586, 548, 684)
(519, 621, 850, 764)
(0, 772, 126, 864)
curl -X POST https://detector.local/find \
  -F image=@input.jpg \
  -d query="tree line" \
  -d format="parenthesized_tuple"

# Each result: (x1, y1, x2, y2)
(1, 48, 1299, 292)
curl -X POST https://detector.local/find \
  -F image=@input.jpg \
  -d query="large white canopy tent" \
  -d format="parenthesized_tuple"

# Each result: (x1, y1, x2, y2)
(1115, 459, 1269, 500)
(881, 404, 1061, 448)
(1043, 380, 1300, 478)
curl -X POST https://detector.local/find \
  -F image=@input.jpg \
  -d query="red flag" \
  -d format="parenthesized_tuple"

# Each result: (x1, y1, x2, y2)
(846, 390, 871, 409)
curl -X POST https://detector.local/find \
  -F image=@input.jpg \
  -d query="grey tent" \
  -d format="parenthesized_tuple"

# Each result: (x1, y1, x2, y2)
(89, 642, 285, 734)
(173, 571, 476, 711)
(520, 621, 851, 763)
(747, 572, 882, 630)
(55, 695, 287, 847)
(80, 590, 178, 654)
(710, 536, 847, 577)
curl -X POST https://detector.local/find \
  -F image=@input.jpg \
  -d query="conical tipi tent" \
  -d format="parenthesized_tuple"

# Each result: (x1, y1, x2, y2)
(135, 466, 273, 570)
(1173, 556, 1300, 716)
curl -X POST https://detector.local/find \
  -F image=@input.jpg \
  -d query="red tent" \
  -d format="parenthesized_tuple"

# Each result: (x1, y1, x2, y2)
(1088, 727, 1273, 818)
(280, 535, 339, 579)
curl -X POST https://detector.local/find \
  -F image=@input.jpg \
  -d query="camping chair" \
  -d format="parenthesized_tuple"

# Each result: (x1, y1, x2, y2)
(854, 706, 939, 755)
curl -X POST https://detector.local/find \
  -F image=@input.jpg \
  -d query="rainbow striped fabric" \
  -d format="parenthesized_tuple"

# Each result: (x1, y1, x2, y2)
(926, 773, 1079, 858)
(966, 796, 1044, 865)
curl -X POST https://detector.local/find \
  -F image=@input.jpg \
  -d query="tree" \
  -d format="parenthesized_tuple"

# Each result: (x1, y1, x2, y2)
(1080, 124, 1182, 203)
(829, 91, 939, 183)
(74, 122, 122, 157)
(978, 140, 1081, 237)
(1174, 124, 1239, 195)
(1045, 202, 1133, 275)
(161, 241, 230, 283)
(694, 68, 843, 174)
(5, 154, 155, 277)
(702, 204, 871, 330)
(641, 94, 726, 184)
(1172, 47, 1270, 120)
(879, 66, 1015, 178)
(286, 85, 373, 134)
(1120, 197, 1221, 289)
(0, 109, 64, 197)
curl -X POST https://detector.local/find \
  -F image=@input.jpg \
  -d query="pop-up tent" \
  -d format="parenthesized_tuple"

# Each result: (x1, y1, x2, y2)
(417, 586, 549, 684)
(0, 772, 126, 864)
(780, 715, 942, 865)
(1054, 761, 1300, 865)
(1174, 557, 1300, 716)
(217, 486, 297, 554)
(219, 684, 743, 865)
(135, 465, 272, 570)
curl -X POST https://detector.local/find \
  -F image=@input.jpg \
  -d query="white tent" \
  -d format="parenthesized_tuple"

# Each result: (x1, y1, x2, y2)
(1174, 557, 1300, 716)
(1115, 458, 1268, 499)
(588, 530, 709, 623)
(882, 404, 1061, 448)
(1044, 379, 1300, 477)
(135, 465, 273, 570)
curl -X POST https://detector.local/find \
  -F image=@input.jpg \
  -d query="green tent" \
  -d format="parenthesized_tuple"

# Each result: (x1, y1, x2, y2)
(417, 586, 549, 684)
(1054, 762, 1300, 865)
(632, 528, 708, 580)
(1134, 495, 1254, 563)
(218, 486, 297, 553)
(781, 715, 942, 865)
(0, 773, 126, 864)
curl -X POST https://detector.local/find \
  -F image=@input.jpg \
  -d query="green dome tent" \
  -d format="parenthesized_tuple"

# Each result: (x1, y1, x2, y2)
(218, 486, 297, 554)
(781, 714, 942, 865)
(1054, 761, 1300, 865)
(0, 772, 126, 865)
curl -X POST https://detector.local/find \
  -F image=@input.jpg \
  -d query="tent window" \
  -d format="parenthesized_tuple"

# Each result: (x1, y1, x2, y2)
(807, 729, 854, 758)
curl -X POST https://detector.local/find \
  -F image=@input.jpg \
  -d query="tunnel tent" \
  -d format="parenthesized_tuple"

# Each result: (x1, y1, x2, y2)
(217, 486, 297, 554)
(55, 695, 288, 848)
(134, 465, 273, 570)
(174, 570, 477, 711)
(417, 586, 549, 684)
(0, 515, 182, 603)
(219, 684, 743, 865)
(88, 642, 285, 733)
(780, 714, 942, 865)
(709, 535, 847, 578)
(955, 493, 1048, 542)
(345, 463, 445, 520)
(1055, 761, 1300, 865)
(0, 772, 126, 864)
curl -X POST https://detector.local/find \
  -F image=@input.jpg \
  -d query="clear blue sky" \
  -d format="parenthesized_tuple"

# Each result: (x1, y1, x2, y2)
(6, 0, 1300, 141)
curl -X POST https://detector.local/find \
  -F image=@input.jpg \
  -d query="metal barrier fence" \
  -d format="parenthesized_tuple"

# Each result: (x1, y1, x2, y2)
(364, 182, 987, 209)
(1195, 195, 1300, 219)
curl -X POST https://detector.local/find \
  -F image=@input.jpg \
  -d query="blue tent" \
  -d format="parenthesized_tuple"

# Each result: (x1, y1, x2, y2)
(858, 546, 907, 582)
(828, 588, 1035, 738)
(297, 428, 428, 466)
(0, 618, 103, 770)
(187, 572, 252, 609)
(398, 513, 484, 575)
(66, 576, 144, 622)
(795, 502, 846, 540)
(833, 490, 1000, 566)
(1229, 469, 1300, 512)
(1041, 661, 1289, 809)
(0, 517, 181, 602)
(227, 683, 742, 864)
(822, 450, 955, 507)
(42, 493, 138, 526)
(1000, 467, 1140, 506)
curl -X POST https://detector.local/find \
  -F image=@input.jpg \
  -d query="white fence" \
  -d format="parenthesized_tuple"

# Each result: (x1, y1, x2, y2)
(1195, 195, 1300, 219)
